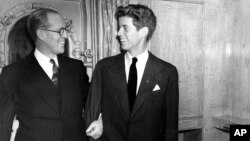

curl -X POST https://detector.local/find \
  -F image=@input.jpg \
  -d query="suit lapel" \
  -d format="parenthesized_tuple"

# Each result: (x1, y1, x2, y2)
(24, 55, 60, 115)
(58, 56, 70, 116)
(131, 53, 160, 117)
(112, 53, 130, 117)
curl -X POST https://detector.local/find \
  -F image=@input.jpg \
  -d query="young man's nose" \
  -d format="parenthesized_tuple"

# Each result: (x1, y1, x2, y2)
(117, 28, 124, 36)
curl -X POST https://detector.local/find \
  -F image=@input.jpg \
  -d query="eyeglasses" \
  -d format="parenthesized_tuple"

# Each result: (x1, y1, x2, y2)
(40, 27, 70, 36)
(40, 19, 72, 36)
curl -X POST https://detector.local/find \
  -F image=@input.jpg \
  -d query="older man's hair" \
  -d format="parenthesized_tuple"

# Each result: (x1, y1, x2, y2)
(27, 8, 60, 41)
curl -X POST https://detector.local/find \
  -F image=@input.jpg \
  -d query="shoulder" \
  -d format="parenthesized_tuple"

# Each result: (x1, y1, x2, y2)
(2, 55, 30, 72)
(96, 53, 124, 66)
(58, 55, 84, 66)
(149, 52, 177, 72)
(0, 55, 30, 80)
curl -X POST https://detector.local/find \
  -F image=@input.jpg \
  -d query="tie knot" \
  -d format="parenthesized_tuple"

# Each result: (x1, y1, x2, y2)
(50, 59, 56, 66)
(50, 59, 59, 86)
(50, 59, 59, 73)
(132, 57, 137, 64)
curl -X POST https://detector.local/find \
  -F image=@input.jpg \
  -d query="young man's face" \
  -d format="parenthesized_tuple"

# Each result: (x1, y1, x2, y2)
(41, 13, 67, 56)
(117, 16, 143, 52)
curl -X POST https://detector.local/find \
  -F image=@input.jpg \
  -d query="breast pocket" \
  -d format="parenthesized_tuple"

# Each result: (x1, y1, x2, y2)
(148, 90, 163, 106)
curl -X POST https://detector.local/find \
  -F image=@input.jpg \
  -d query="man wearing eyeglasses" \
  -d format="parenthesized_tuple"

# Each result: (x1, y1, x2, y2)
(0, 8, 89, 141)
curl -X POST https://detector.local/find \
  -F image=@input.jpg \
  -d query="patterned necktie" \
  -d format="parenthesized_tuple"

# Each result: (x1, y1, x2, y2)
(127, 57, 138, 111)
(50, 59, 59, 86)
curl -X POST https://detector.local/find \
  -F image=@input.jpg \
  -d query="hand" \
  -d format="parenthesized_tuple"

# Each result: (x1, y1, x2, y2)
(86, 113, 103, 139)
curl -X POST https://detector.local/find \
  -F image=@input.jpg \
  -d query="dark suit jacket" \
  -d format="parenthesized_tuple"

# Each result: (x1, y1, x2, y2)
(0, 54, 89, 141)
(85, 52, 179, 141)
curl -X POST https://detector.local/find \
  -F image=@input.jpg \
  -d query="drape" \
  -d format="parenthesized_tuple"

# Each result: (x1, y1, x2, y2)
(84, 0, 129, 68)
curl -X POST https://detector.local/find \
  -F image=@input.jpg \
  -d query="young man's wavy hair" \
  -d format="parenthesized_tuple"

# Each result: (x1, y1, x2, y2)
(115, 4, 157, 42)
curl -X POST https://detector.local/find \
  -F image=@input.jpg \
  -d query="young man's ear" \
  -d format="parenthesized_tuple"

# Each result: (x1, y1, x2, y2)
(139, 27, 149, 38)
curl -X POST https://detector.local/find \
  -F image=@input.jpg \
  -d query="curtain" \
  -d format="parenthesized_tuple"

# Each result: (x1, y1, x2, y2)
(85, 0, 129, 68)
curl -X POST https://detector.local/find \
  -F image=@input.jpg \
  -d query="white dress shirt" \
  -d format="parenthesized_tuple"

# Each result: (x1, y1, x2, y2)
(34, 49, 59, 79)
(125, 50, 149, 94)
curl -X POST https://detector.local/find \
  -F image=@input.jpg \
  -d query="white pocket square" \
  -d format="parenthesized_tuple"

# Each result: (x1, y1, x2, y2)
(152, 84, 160, 91)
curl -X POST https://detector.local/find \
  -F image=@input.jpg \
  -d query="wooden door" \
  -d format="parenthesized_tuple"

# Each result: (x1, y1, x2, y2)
(150, 0, 204, 131)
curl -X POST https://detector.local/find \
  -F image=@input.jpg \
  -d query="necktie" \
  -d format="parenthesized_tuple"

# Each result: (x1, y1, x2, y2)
(127, 57, 138, 111)
(50, 59, 59, 86)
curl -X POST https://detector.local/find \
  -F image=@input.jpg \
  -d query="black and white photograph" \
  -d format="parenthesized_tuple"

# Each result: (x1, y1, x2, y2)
(0, 0, 250, 141)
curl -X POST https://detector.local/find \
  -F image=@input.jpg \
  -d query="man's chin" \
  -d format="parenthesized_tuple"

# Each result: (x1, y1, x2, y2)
(58, 45, 65, 51)
(121, 45, 129, 51)
(57, 48, 65, 54)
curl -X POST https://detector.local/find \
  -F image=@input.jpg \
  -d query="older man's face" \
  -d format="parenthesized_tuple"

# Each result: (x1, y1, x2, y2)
(40, 13, 67, 57)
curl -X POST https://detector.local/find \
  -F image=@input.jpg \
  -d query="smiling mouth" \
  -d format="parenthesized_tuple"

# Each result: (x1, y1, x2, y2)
(58, 39, 65, 44)
(120, 39, 126, 43)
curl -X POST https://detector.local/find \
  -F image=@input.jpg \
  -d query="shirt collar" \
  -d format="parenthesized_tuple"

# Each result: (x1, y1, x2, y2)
(125, 49, 149, 65)
(34, 49, 59, 66)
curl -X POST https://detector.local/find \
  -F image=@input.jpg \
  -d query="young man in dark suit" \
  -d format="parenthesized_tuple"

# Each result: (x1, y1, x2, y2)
(0, 8, 89, 141)
(85, 4, 179, 141)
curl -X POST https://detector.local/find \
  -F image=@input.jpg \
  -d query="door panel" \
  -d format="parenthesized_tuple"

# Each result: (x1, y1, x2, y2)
(150, 1, 204, 129)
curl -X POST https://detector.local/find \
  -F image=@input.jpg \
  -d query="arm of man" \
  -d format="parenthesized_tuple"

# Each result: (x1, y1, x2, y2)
(164, 67, 179, 141)
(84, 62, 103, 140)
(79, 62, 90, 109)
(0, 67, 16, 141)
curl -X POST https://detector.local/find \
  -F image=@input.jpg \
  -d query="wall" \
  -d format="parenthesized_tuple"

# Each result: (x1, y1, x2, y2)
(204, 0, 250, 140)
(0, 0, 92, 74)
(130, 0, 250, 141)
(227, 0, 250, 119)
(1, 0, 250, 141)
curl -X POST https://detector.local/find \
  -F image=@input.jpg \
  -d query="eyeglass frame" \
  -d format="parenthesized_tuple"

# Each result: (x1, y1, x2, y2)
(39, 20, 72, 36)
(40, 26, 70, 36)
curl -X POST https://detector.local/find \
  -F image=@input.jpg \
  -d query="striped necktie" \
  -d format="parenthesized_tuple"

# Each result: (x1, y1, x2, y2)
(50, 59, 59, 86)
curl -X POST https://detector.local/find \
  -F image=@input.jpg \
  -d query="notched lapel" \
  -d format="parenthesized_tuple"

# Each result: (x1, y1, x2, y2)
(58, 57, 71, 116)
(24, 55, 60, 115)
(112, 54, 130, 117)
(131, 54, 160, 117)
